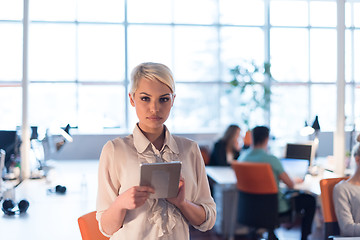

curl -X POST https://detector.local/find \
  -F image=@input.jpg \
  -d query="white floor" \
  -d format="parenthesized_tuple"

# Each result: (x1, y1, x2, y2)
(0, 160, 99, 240)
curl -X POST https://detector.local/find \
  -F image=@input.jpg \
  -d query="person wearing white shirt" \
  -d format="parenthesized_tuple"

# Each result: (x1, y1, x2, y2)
(96, 62, 216, 240)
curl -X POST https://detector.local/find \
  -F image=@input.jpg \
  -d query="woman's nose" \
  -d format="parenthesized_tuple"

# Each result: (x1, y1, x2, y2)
(149, 100, 159, 113)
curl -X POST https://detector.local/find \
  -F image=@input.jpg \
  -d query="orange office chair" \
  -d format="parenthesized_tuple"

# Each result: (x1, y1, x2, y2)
(232, 162, 281, 240)
(319, 177, 348, 240)
(199, 145, 211, 165)
(78, 211, 109, 240)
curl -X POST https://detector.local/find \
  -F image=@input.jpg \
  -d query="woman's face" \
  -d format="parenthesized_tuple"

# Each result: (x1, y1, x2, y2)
(129, 77, 175, 133)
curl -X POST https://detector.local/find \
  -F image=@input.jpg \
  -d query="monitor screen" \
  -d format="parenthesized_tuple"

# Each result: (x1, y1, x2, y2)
(0, 130, 19, 172)
(285, 143, 313, 164)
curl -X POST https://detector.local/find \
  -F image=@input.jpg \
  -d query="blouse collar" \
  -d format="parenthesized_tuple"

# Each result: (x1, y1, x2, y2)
(133, 124, 179, 154)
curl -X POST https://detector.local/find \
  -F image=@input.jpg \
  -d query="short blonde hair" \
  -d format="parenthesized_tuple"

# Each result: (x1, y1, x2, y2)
(130, 62, 175, 95)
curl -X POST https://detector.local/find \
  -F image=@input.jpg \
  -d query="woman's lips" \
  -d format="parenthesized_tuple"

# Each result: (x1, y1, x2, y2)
(147, 116, 161, 120)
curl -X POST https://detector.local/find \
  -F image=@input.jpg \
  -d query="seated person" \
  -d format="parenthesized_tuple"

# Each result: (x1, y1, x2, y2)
(209, 124, 241, 166)
(238, 126, 316, 240)
(333, 134, 360, 237)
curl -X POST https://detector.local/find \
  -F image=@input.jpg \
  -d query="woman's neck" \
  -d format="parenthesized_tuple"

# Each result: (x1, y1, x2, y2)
(138, 124, 165, 150)
(152, 133, 165, 151)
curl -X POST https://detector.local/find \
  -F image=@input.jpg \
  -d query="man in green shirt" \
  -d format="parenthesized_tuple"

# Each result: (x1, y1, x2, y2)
(238, 126, 316, 240)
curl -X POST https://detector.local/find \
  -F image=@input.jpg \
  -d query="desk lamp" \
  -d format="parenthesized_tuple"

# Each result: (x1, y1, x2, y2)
(312, 115, 320, 144)
(300, 121, 315, 137)
(311, 115, 321, 160)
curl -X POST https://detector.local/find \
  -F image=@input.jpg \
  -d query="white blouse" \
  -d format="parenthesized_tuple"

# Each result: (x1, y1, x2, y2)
(96, 125, 216, 240)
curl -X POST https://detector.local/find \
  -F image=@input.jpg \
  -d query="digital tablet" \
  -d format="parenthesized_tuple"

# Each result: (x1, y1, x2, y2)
(139, 161, 182, 199)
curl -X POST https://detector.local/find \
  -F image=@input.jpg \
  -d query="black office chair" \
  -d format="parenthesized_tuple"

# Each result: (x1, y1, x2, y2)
(232, 162, 292, 240)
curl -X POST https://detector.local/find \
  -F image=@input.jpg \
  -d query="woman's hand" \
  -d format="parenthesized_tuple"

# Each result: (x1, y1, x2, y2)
(166, 177, 185, 208)
(117, 186, 155, 210)
(166, 177, 207, 226)
(100, 185, 154, 235)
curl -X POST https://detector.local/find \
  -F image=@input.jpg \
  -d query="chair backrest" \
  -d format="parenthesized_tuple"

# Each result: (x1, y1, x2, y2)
(231, 162, 279, 230)
(232, 161, 278, 194)
(320, 177, 348, 239)
(78, 211, 109, 240)
(199, 145, 210, 165)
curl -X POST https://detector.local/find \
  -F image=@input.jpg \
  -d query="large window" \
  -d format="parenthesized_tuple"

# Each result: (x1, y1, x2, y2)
(270, 0, 360, 141)
(1, 0, 359, 142)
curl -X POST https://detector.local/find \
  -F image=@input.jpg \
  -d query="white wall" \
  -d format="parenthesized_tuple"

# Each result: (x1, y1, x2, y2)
(48, 131, 356, 160)
(49, 132, 220, 160)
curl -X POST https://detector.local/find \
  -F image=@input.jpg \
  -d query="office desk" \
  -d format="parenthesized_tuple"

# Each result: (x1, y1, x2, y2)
(0, 160, 98, 240)
(206, 167, 238, 238)
(206, 166, 339, 239)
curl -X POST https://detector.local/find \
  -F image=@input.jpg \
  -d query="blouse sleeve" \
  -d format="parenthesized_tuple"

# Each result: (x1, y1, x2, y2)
(96, 140, 121, 237)
(191, 142, 217, 232)
(333, 183, 360, 236)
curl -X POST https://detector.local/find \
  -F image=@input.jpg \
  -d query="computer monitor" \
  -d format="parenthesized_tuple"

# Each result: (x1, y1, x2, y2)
(285, 143, 313, 166)
(0, 130, 19, 172)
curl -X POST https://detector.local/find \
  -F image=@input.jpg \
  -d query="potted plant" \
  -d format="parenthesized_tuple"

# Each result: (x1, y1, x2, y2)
(229, 60, 274, 145)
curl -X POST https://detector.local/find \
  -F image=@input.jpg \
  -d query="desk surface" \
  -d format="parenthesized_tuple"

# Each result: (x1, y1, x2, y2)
(205, 166, 237, 185)
(206, 166, 340, 195)
(0, 160, 99, 240)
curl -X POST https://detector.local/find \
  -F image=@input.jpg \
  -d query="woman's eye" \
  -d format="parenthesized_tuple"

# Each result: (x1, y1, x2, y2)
(141, 96, 150, 101)
(160, 97, 170, 102)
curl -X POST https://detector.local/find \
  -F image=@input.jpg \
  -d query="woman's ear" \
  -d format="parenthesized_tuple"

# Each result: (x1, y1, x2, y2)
(129, 93, 135, 107)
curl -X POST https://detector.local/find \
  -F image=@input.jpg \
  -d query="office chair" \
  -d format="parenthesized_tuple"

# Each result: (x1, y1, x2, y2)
(199, 145, 210, 165)
(319, 177, 349, 240)
(78, 211, 109, 240)
(232, 162, 282, 240)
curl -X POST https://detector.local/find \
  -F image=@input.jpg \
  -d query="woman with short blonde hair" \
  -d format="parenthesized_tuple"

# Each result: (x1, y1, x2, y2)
(96, 62, 216, 240)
